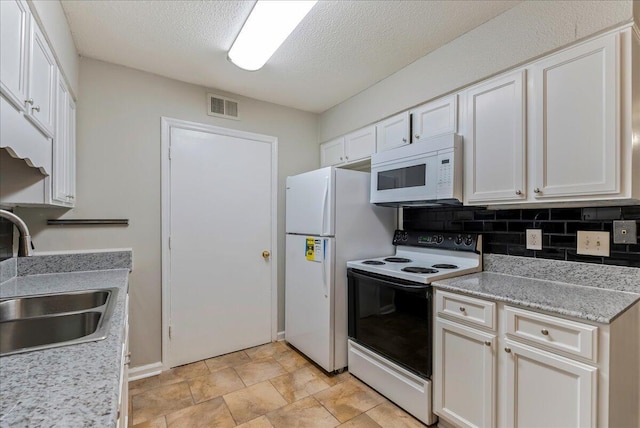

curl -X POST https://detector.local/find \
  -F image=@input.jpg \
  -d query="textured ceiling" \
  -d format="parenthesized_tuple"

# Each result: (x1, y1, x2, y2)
(61, 0, 521, 113)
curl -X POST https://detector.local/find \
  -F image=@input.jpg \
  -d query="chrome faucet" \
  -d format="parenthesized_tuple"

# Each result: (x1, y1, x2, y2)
(0, 209, 33, 257)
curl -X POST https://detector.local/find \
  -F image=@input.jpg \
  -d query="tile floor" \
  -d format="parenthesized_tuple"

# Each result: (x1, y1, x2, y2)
(129, 341, 428, 427)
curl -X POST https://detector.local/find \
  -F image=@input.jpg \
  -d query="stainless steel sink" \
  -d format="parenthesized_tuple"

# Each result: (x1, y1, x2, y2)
(0, 288, 118, 356)
(0, 290, 110, 322)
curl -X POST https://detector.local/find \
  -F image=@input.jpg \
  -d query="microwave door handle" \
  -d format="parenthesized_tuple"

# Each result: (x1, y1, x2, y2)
(321, 176, 329, 236)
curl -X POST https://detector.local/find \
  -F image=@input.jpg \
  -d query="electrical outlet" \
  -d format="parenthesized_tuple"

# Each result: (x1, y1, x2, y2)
(613, 220, 637, 244)
(576, 231, 610, 257)
(526, 229, 542, 250)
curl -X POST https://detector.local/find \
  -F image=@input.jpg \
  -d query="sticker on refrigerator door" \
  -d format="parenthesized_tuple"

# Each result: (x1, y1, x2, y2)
(305, 238, 324, 262)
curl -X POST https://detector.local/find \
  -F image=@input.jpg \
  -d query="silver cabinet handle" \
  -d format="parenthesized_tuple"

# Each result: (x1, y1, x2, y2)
(459, 306, 466, 312)
(345, 156, 348, 160)
(484, 341, 491, 346)
(25, 98, 34, 105)
(124, 352, 131, 365)
(515, 190, 522, 195)
(415, 134, 420, 139)
(339, 157, 343, 161)
(402, 138, 407, 142)
(541, 329, 549, 336)
(32, 105, 40, 112)
(534, 188, 541, 193)
(505, 347, 512, 353)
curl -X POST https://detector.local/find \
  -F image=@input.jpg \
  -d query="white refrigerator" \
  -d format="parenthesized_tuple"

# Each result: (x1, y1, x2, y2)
(285, 166, 396, 372)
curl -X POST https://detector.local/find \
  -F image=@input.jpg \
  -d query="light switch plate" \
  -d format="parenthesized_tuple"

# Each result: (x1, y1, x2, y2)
(526, 229, 542, 250)
(577, 231, 610, 257)
(613, 220, 637, 244)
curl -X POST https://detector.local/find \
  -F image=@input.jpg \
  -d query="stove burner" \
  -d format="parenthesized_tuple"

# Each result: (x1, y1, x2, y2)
(362, 260, 385, 265)
(402, 267, 439, 274)
(384, 257, 412, 263)
(432, 264, 458, 269)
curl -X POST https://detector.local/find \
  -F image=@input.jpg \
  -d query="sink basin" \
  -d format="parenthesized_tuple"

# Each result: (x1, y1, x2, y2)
(0, 288, 118, 356)
(0, 290, 110, 322)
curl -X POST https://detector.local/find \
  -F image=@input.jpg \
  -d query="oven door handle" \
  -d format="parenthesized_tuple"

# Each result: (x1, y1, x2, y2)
(348, 270, 430, 292)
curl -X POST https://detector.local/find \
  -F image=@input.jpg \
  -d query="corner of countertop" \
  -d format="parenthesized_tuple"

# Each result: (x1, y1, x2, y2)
(15, 250, 133, 277)
(0, 257, 17, 283)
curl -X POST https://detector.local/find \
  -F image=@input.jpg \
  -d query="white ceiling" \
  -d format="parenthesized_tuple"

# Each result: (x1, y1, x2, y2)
(60, 0, 521, 113)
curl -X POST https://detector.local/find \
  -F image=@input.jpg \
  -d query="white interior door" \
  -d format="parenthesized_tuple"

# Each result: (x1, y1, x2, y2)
(163, 120, 276, 368)
(285, 234, 334, 372)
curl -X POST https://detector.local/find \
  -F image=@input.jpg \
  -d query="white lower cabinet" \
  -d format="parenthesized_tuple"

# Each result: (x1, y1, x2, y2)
(434, 289, 640, 428)
(504, 339, 597, 428)
(117, 294, 130, 428)
(434, 318, 496, 428)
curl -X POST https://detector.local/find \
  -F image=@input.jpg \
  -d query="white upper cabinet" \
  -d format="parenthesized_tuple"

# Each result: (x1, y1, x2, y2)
(411, 95, 457, 142)
(320, 137, 345, 167)
(464, 70, 526, 204)
(0, 0, 30, 112)
(344, 125, 375, 163)
(531, 32, 619, 199)
(26, 16, 57, 138)
(53, 74, 76, 207)
(320, 125, 376, 167)
(461, 27, 638, 206)
(376, 111, 410, 152)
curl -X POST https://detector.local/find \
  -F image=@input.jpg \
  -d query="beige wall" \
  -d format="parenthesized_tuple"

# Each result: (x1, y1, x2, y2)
(16, 58, 319, 367)
(319, 0, 635, 141)
(29, 0, 79, 97)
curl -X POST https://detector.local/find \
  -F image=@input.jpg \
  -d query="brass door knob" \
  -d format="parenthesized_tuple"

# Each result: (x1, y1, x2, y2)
(262, 250, 271, 259)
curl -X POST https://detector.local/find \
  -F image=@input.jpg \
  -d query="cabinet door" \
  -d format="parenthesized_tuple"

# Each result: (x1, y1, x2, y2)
(376, 111, 410, 152)
(52, 75, 69, 205)
(0, 0, 30, 111)
(27, 17, 57, 137)
(464, 70, 526, 204)
(531, 33, 618, 198)
(320, 137, 345, 167)
(67, 97, 76, 206)
(411, 94, 457, 142)
(504, 339, 597, 428)
(434, 318, 496, 428)
(344, 125, 375, 163)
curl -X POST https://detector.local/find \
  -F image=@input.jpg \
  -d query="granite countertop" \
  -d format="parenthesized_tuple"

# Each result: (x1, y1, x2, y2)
(0, 268, 130, 427)
(433, 271, 640, 324)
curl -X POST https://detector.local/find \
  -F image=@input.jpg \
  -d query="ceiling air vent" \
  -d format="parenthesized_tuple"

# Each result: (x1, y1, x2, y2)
(207, 93, 239, 120)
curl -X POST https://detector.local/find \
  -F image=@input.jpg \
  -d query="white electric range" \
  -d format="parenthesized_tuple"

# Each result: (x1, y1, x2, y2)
(346, 230, 482, 426)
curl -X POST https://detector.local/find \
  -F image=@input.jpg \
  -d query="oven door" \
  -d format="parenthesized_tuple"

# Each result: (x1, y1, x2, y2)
(347, 268, 432, 379)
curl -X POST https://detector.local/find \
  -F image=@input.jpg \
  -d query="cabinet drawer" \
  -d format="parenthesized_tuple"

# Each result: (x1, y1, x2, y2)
(435, 290, 496, 330)
(505, 306, 598, 362)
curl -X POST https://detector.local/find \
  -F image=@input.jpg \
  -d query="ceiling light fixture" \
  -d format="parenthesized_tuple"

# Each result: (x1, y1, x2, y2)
(228, 0, 318, 71)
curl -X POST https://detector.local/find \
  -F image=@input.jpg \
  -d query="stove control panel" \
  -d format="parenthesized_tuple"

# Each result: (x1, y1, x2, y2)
(393, 230, 480, 252)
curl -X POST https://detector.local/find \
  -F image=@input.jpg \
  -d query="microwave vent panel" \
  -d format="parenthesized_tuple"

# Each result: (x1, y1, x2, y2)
(207, 93, 239, 120)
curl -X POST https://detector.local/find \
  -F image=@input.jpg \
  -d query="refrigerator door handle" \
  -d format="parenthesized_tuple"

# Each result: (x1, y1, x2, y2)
(321, 176, 329, 236)
(322, 239, 328, 297)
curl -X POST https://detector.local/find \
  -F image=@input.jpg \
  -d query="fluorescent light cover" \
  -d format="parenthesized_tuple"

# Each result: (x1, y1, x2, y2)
(228, 0, 318, 71)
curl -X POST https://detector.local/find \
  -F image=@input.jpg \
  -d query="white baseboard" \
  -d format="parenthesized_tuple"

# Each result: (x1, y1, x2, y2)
(128, 361, 163, 382)
(277, 330, 285, 341)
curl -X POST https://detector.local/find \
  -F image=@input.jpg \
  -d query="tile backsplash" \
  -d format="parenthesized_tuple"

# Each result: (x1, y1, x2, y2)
(403, 205, 640, 268)
(0, 217, 13, 261)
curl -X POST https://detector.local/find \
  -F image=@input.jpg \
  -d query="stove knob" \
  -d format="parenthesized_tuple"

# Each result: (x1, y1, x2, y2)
(455, 235, 463, 245)
(403, 232, 408, 241)
(465, 237, 474, 246)
(432, 235, 438, 243)
(437, 235, 444, 244)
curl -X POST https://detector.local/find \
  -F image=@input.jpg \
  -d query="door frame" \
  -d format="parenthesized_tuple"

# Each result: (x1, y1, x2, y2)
(160, 117, 278, 370)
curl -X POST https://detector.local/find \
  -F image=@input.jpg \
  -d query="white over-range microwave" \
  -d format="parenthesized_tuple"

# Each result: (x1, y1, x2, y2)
(370, 133, 462, 207)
